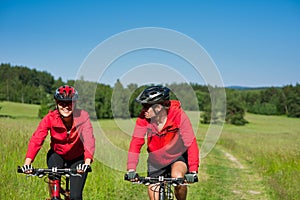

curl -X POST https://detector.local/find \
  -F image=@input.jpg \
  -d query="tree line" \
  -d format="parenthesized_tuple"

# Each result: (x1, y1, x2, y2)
(1, 63, 300, 125)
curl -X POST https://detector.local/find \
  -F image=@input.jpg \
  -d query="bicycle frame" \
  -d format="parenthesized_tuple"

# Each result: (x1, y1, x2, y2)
(47, 174, 70, 200)
(158, 181, 173, 200)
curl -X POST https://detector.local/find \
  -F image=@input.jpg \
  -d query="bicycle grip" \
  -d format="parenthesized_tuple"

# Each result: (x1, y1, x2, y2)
(194, 175, 199, 182)
(124, 173, 128, 180)
(17, 166, 23, 173)
(86, 166, 92, 173)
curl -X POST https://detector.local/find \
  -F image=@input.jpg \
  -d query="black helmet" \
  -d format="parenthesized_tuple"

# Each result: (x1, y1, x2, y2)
(136, 85, 170, 104)
(54, 85, 78, 101)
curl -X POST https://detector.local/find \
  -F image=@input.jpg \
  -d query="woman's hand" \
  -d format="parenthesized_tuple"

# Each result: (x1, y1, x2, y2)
(22, 158, 33, 174)
(76, 159, 92, 173)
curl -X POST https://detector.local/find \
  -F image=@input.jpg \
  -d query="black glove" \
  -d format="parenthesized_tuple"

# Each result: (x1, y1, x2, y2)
(76, 164, 90, 172)
(21, 164, 34, 173)
(185, 173, 198, 183)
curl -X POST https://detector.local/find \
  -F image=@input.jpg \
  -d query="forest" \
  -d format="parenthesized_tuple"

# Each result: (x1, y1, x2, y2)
(1, 63, 300, 125)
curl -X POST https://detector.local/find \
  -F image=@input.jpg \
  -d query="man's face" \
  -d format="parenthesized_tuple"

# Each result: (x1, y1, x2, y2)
(143, 104, 162, 119)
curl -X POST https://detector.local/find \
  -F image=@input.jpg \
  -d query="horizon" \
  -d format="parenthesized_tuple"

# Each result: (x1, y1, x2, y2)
(2, 62, 298, 89)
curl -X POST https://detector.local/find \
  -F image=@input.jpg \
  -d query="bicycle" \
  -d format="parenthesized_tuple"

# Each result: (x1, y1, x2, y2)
(124, 173, 198, 200)
(17, 166, 91, 200)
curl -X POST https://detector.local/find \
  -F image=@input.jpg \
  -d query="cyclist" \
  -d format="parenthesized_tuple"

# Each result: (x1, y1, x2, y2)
(126, 85, 199, 200)
(21, 85, 95, 200)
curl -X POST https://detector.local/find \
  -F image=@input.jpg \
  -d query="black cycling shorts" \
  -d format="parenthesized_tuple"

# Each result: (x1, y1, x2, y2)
(148, 152, 188, 177)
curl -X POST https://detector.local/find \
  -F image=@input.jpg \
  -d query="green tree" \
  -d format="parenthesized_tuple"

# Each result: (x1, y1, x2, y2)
(282, 84, 300, 117)
(0, 63, 55, 104)
(74, 78, 97, 120)
(202, 86, 226, 124)
(95, 83, 113, 119)
(53, 77, 66, 91)
(127, 83, 142, 117)
(111, 79, 130, 118)
(195, 90, 207, 111)
(226, 99, 248, 125)
(167, 83, 199, 111)
(38, 93, 56, 118)
(225, 89, 248, 125)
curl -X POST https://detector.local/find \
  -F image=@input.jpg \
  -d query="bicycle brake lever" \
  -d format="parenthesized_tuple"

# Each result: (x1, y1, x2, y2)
(70, 172, 82, 177)
(25, 173, 41, 178)
(32, 171, 45, 178)
(38, 174, 45, 178)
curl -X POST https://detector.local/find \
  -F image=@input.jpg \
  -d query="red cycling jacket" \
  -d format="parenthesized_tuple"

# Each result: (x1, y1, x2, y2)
(127, 100, 199, 172)
(25, 109, 95, 162)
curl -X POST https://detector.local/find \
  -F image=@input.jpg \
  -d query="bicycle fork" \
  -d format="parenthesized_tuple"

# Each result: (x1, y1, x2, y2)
(48, 177, 71, 200)
(158, 182, 174, 200)
(166, 184, 173, 200)
(48, 179, 61, 200)
(62, 176, 71, 200)
(159, 182, 165, 200)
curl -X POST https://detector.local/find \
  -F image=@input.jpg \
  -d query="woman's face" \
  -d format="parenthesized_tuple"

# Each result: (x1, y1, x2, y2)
(57, 101, 74, 118)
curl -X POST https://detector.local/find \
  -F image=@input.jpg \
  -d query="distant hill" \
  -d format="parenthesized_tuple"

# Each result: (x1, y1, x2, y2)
(226, 86, 269, 90)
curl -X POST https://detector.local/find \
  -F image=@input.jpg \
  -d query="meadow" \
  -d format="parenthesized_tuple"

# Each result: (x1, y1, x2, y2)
(0, 101, 299, 199)
(219, 114, 300, 200)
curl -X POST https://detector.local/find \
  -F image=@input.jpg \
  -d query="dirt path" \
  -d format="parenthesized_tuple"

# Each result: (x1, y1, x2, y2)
(222, 150, 245, 169)
(189, 146, 272, 199)
(220, 149, 271, 199)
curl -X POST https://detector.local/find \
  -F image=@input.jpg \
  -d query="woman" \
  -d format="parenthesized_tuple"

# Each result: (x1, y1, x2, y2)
(21, 85, 95, 200)
(127, 85, 199, 200)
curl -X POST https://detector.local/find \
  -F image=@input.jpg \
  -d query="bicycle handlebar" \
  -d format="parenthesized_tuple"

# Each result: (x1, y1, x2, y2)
(17, 166, 92, 177)
(138, 176, 185, 185)
(124, 173, 198, 185)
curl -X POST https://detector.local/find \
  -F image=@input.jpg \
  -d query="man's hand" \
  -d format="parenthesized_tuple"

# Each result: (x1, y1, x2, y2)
(126, 170, 139, 182)
(185, 173, 198, 183)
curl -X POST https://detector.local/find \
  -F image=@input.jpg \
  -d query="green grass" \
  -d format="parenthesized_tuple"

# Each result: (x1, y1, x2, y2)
(0, 101, 39, 118)
(1, 102, 299, 199)
(0, 117, 48, 199)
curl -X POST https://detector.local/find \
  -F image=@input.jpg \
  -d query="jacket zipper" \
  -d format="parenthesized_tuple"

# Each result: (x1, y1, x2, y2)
(67, 130, 70, 142)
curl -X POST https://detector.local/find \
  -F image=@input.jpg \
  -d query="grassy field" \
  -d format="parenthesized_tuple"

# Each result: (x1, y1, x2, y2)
(0, 101, 39, 118)
(0, 101, 299, 199)
(219, 114, 300, 200)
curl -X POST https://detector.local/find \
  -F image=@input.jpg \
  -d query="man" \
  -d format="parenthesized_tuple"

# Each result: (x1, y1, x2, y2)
(127, 85, 199, 200)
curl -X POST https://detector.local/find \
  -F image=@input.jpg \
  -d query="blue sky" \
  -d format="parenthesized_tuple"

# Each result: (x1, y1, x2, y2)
(0, 0, 299, 87)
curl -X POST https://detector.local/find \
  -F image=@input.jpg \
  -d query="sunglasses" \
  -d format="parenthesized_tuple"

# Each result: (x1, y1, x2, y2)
(57, 101, 73, 107)
(142, 104, 152, 109)
(142, 104, 161, 110)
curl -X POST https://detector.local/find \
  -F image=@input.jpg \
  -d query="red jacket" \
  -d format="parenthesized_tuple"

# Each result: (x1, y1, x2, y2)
(127, 100, 199, 172)
(25, 109, 95, 162)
